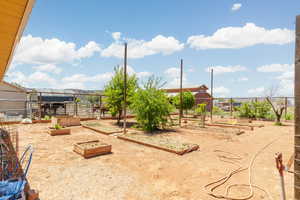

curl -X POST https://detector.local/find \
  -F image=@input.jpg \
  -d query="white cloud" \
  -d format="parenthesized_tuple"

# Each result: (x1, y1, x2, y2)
(32, 64, 62, 74)
(101, 34, 184, 59)
(257, 63, 294, 96)
(214, 86, 230, 96)
(112, 32, 121, 40)
(257, 64, 293, 72)
(206, 65, 247, 74)
(14, 35, 101, 65)
(248, 87, 265, 95)
(164, 67, 192, 88)
(231, 3, 242, 11)
(187, 23, 294, 50)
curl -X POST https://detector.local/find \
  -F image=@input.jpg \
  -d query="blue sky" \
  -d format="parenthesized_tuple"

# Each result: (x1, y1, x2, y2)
(5, 0, 299, 97)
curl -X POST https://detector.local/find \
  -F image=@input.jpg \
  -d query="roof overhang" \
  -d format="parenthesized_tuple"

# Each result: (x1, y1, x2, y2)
(163, 85, 209, 93)
(0, 0, 35, 81)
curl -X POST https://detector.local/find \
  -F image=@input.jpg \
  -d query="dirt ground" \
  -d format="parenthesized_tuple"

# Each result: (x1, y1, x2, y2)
(15, 119, 294, 200)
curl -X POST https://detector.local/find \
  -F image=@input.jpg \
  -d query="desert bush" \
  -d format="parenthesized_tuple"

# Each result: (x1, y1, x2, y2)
(104, 67, 138, 124)
(237, 102, 256, 118)
(237, 100, 272, 119)
(285, 112, 294, 120)
(173, 91, 195, 114)
(130, 77, 173, 132)
(212, 106, 224, 115)
(252, 101, 272, 119)
(195, 103, 207, 127)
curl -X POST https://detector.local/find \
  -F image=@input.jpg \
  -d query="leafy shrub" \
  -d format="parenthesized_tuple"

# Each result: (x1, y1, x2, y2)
(212, 106, 224, 115)
(43, 115, 50, 120)
(237, 103, 255, 118)
(173, 91, 195, 114)
(195, 103, 207, 127)
(265, 112, 276, 121)
(54, 124, 63, 130)
(237, 101, 272, 119)
(252, 101, 272, 119)
(130, 77, 173, 132)
(284, 112, 294, 120)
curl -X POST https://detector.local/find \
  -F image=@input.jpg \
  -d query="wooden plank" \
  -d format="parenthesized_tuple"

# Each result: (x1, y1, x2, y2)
(206, 123, 253, 131)
(117, 135, 199, 155)
(82, 125, 122, 135)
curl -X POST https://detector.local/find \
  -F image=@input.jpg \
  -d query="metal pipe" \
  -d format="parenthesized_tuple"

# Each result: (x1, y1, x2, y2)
(179, 59, 183, 127)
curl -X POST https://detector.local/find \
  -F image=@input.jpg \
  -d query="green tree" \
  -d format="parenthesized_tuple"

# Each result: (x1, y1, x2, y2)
(104, 67, 138, 124)
(173, 91, 195, 115)
(130, 77, 173, 132)
(87, 95, 101, 105)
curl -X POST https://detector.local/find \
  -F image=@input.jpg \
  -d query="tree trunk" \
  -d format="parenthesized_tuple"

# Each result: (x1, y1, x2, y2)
(117, 110, 122, 125)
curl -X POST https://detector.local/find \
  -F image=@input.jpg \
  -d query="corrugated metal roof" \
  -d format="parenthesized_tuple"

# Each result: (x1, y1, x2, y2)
(0, 0, 35, 80)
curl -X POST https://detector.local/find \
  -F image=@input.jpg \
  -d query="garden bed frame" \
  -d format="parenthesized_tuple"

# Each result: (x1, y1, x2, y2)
(48, 128, 71, 136)
(73, 140, 112, 158)
(51, 116, 81, 127)
(182, 125, 245, 135)
(82, 124, 122, 135)
(117, 134, 199, 155)
(207, 123, 254, 131)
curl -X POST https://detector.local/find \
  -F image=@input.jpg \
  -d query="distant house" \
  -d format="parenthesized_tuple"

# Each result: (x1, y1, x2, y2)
(0, 81, 27, 120)
(163, 85, 212, 111)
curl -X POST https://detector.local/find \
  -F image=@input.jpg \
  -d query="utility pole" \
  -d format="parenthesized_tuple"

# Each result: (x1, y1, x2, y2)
(295, 15, 300, 199)
(210, 69, 214, 122)
(123, 43, 128, 134)
(179, 59, 183, 127)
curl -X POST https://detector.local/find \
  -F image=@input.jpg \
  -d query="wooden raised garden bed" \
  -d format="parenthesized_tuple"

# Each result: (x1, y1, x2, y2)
(51, 116, 81, 127)
(48, 128, 71, 136)
(117, 133, 199, 155)
(73, 140, 112, 158)
(213, 120, 264, 128)
(82, 122, 122, 135)
(206, 123, 254, 131)
(182, 125, 245, 135)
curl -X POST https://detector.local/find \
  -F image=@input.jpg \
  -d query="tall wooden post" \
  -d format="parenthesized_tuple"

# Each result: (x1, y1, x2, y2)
(210, 69, 214, 121)
(230, 98, 233, 116)
(284, 97, 288, 118)
(294, 15, 300, 199)
(123, 43, 128, 134)
(38, 92, 42, 120)
(179, 59, 183, 127)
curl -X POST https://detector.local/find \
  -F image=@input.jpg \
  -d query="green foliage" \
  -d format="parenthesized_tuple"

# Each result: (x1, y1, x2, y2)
(43, 115, 50, 120)
(104, 67, 138, 122)
(237, 102, 255, 118)
(75, 98, 81, 103)
(284, 112, 294, 121)
(252, 101, 272, 119)
(173, 91, 195, 112)
(266, 112, 276, 121)
(54, 124, 63, 130)
(212, 106, 224, 115)
(130, 77, 173, 132)
(87, 95, 101, 104)
(274, 121, 283, 126)
(237, 101, 272, 119)
(195, 103, 207, 115)
(195, 103, 207, 127)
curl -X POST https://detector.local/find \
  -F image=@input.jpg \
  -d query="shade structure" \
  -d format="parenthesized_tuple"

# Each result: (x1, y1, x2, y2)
(0, 0, 35, 80)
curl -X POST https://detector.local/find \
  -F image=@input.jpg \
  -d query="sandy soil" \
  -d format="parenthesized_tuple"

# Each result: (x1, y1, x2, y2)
(15, 120, 294, 200)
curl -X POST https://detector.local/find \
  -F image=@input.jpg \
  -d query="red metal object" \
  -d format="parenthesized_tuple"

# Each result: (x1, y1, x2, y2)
(275, 152, 285, 176)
